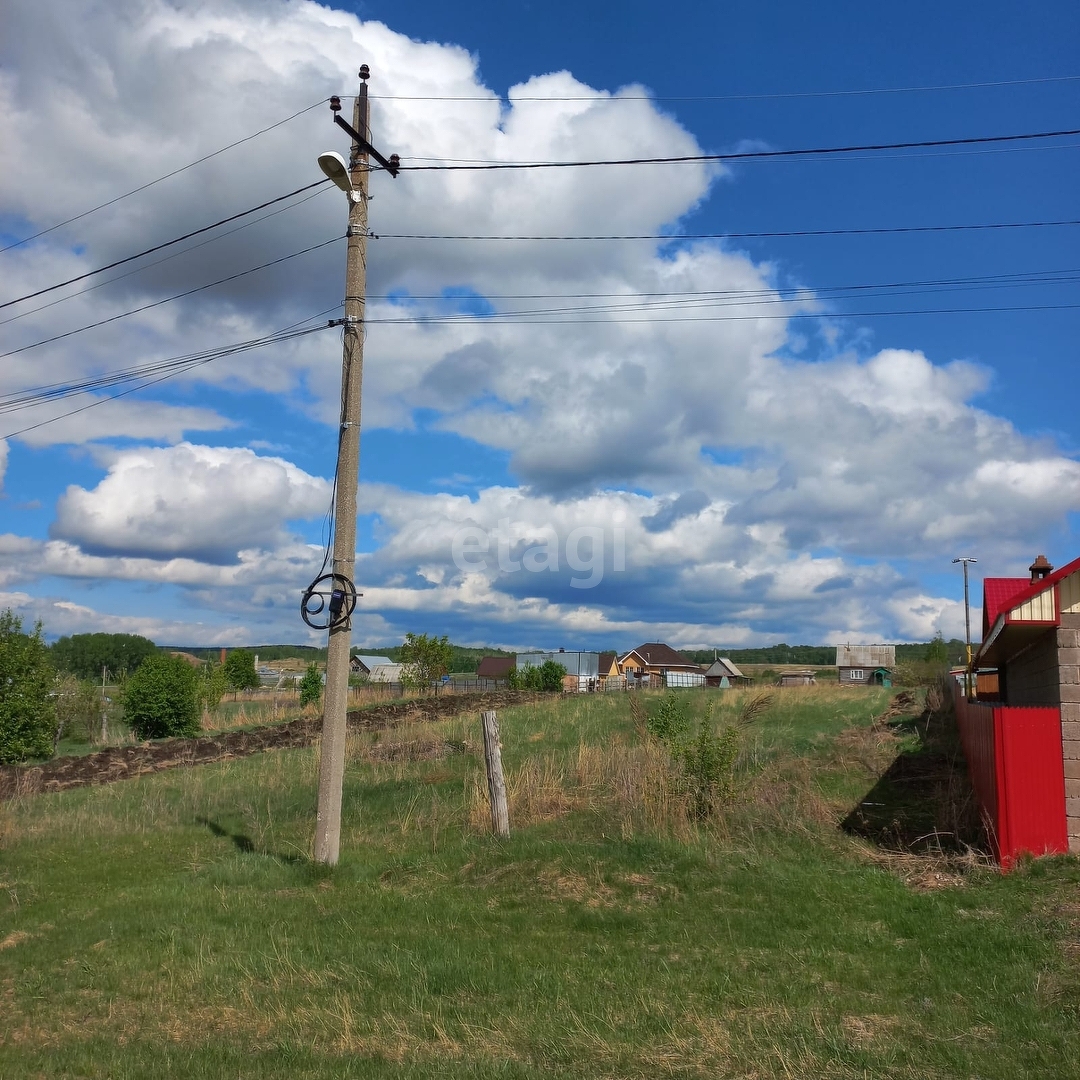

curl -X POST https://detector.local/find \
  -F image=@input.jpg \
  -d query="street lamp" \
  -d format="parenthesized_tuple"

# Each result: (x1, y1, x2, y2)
(306, 71, 399, 867)
(317, 151, 360, 201)
(953, 556, 977, 698)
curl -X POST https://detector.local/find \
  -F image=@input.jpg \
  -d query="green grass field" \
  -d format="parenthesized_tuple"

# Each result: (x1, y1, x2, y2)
(2, 687, 1079, 1078)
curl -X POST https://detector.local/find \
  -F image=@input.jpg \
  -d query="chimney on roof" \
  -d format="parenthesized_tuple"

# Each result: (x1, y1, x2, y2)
(1030, 554, 1053, 583)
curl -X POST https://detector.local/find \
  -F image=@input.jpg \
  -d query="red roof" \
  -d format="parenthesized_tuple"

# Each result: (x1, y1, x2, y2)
(982, 578, 1030, 637)
(997, 553, 1080, 617)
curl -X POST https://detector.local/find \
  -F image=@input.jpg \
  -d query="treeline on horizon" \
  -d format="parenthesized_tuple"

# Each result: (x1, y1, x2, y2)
(681, 639, 967, 667)
(44, 632, 965, 679)
(161, 639, 965, 672)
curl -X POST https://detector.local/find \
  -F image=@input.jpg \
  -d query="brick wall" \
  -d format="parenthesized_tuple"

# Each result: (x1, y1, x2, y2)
(1006, 629, 1062, 706)
(1059, 614, 1080, 852)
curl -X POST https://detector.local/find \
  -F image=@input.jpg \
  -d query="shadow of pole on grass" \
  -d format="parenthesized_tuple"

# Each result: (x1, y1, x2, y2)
(195, 814, 307, 864)
(840, 701, 989, 857)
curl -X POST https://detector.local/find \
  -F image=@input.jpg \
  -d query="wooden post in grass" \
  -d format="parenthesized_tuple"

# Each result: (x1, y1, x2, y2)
(480, 710, 510, 837)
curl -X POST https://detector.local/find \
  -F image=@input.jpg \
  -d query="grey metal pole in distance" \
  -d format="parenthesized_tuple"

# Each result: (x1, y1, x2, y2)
(952, 556, 977, 699)
(313, 74, 371, 866)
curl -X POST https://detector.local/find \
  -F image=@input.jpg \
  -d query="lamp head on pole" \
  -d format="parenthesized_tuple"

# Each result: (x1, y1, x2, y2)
(317, 151, 353, 193)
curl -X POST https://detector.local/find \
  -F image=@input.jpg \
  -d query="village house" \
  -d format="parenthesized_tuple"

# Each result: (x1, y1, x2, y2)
(350, 654, 393, 675)
(953, 554, 1080, 859)
(597, 652, 620, 679)
(619, 643, 703, 688)
(350, 654, 402, 682)
(835, 644, 896, 687)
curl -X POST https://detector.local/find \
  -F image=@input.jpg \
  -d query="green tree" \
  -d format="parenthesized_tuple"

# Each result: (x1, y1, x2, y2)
(123, 652, 200, 740)
(50, 632, 156, 680)
(925, 632, 949, 665)
(0, 610, 56, 763)
(299, 663, 323, 708)
(399, 633, 454, 692)
(196, 662, 228, 716)
(223, 649, 259, 693)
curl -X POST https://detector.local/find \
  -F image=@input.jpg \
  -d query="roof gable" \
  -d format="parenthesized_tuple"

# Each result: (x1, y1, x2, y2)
(982, 578, 1030, 637)
(992, 554, 1080, 623)
(623, 642, 695, 668)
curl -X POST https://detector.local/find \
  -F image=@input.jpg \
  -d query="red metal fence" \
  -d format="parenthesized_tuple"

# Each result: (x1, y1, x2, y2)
(952, 684, 1067, 866)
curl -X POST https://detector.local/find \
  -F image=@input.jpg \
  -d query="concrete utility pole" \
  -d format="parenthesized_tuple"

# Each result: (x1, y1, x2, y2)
(952, 556, 977, 698)
(313, 68, 398, 865)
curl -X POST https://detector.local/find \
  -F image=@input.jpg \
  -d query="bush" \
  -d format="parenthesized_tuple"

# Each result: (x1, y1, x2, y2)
(0, 610, 56, 763)
(300, 663, 323, 708)
(509, 660, 567, 692)
(644, 694, 759, 820)
(679, 715, 740, 819)
(123, 652, 200, 740)
(646, 693, 691, 742)
(54, 675, 103, 745)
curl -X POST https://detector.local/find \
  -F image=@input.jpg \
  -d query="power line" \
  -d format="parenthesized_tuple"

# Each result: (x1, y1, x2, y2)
(9, 214, 1073, 329)
(0, 323, 329, 414)
(0, 180, 332, 311)
(394, 127, 1080, 171)
(0, 99, 330, 254)
(369, 73, 1080, 102)
(0, 236, 344, 359)
(365, 301, 1080, 326)
(1, 319, 337, 440)
(365, 271, 1080, 310)
(376, 218, 1080, 242)
(0, 186, 333, 328)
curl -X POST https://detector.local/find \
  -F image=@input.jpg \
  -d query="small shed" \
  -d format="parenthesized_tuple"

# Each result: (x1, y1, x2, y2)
(835, 644, 896, 686)
(351, 654, 394, 676)
(705, 658, 751, 687)
(366, 663, 403, 683)
(777, 670, 816, 687)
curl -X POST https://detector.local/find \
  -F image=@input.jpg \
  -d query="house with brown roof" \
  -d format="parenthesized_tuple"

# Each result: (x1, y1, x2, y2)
(598, 652, 620, 679)
(619, 643, 702, 687)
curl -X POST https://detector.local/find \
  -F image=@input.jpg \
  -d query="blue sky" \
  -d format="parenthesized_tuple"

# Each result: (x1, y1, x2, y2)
(0, 0, 1077, 650)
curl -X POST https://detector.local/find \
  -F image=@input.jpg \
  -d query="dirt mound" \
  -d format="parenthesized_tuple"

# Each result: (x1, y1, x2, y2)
(0, 690, 539, 800)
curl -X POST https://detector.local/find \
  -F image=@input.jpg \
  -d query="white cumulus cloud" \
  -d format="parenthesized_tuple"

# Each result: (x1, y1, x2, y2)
(51, 442, 331, 563)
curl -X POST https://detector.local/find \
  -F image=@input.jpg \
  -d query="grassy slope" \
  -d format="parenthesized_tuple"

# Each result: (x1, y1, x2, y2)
(2, 689, 1079, 1079)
